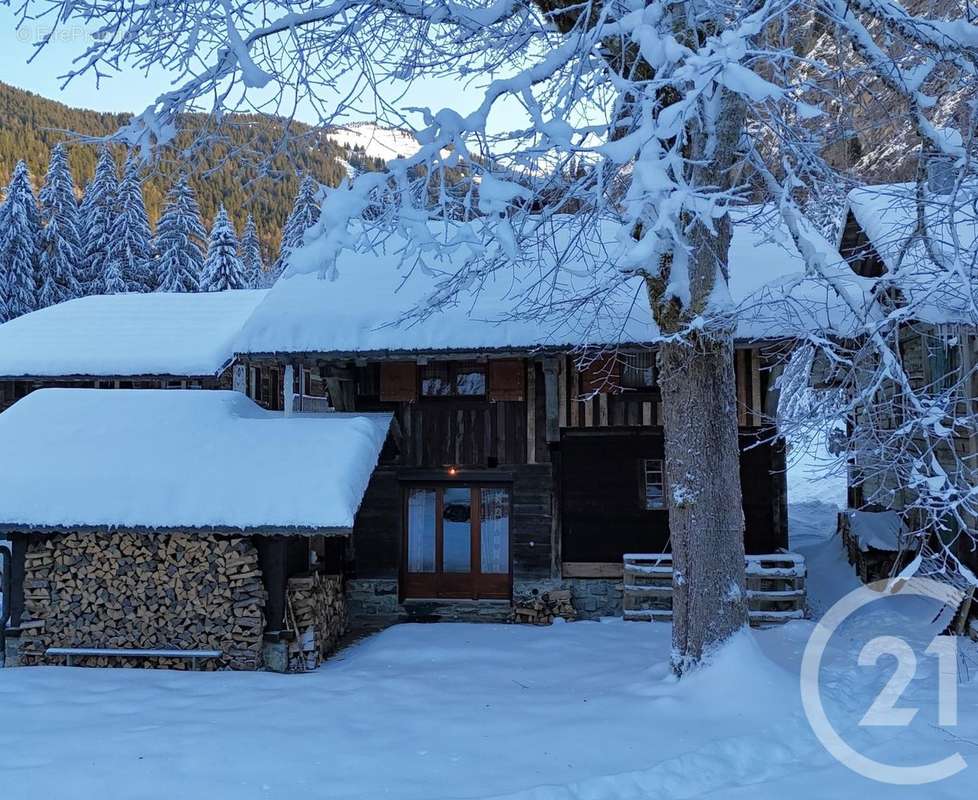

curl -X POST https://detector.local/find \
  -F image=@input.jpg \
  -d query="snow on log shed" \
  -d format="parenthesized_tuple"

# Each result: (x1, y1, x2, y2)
(0, 289, 268, 411)
(0, 389, 392, 670)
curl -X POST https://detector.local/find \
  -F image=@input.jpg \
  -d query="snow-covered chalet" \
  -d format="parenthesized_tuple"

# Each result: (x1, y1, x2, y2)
(0, 209, 853, 670)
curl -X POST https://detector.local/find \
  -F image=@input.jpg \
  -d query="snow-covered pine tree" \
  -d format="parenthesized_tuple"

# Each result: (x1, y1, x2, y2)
(268, 175, 319, 285)
(79, 148, 119, 295)
(154, 176, 207, 293)
(37, 143, 83, 308)
(239, 214, 264, 288)
(0, 160, 41, 321)
(110, 153, 154, 292)
(201, 206, 247, 291)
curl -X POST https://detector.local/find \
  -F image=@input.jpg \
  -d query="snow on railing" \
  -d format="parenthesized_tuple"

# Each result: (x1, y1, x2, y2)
(623, 553, 806, 625)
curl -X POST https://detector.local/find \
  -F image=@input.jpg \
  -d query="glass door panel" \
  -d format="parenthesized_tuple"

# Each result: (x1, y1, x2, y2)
(441, 487, 472, 573)
(480, 488, 510, 574)
(406, 488, 436, 573)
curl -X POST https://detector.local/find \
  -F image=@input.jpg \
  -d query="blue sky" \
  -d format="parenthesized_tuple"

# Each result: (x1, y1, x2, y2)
(0, 7, 168, 113)
(0, 6, 518, 133)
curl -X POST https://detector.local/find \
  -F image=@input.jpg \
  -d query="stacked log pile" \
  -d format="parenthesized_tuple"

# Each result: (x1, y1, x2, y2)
(18, 533, 266, 670)
(512, 588, 576, 625)
(285, 573, 347, 671)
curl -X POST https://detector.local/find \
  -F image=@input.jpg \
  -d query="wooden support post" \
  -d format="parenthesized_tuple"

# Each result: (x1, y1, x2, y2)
(283, 364, 294, 416)
(7, 532, 26, 629)
(526, 363, 536, 464)
(256, 536, 288, 638)
(751, 350, 763, 428)
(570, 368, 580, 428)
(557, 356, 567, 429)
(735, 349, 748, 427)
(543, 358, 560, 443)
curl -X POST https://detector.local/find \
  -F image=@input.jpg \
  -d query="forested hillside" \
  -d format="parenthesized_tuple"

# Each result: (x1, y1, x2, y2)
(0, 82, 384, 254)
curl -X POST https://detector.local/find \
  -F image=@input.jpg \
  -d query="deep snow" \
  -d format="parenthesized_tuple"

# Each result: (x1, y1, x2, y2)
(0, 390, 391, 530)
(234, 210, 854, 355)
(0, 289, 267, 378)
(2, 504, 977, 800)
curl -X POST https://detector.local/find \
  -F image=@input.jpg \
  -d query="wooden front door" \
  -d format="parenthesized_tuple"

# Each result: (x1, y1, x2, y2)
(402, 485, 512, 599)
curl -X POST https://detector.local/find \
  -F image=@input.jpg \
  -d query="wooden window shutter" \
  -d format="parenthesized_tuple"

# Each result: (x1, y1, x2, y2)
(489, 359, 524, 401)
(579, 354, 621, 395)
(379, 361, 418, 401)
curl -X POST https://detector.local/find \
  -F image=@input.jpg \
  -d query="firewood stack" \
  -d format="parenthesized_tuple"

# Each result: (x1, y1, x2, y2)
(285, 573, 347, 671)
(512, 588, 576, 625)
(17, 533, 266, 670)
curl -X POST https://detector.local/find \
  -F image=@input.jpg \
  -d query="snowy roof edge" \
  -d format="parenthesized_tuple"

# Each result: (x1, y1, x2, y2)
(0, 521, 353, 537)
(233, 332, 794, 360)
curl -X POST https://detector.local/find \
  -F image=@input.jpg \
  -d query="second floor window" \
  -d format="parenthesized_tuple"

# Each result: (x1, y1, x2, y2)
(421, 362, 486, 397)
(643, 459, 666, 510)
(621, 352, 656, 389)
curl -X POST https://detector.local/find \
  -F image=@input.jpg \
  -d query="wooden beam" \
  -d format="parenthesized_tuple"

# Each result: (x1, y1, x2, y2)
(543, 358, 560, 443)
(735, 349, 748, 427)
(526, 362, 536, 464)
(570, 368, 580, 427)
(558, 356, 568, 429)
(283, 364, 295, 416)
(751, 349, 763, 428)
(562, 561, 624, 578)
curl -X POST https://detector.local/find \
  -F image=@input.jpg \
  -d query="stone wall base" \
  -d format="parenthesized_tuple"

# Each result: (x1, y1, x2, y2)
(346, 578, 401, 626)
(346, 577, 623, 627)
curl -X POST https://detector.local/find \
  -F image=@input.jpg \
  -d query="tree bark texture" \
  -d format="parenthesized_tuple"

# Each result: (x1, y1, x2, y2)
(658, 332, 748, 673)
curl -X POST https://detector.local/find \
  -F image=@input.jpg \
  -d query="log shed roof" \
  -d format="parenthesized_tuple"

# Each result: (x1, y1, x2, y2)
(0, 389, 391, 534)
(0, 289, 268, 379)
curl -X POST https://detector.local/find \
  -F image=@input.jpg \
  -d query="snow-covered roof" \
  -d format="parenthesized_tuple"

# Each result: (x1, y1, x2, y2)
(0, 389, 391, 533)
(235, 210, 850, 355)
(844, 183, 978, 324)
(0, 289, 268, 378)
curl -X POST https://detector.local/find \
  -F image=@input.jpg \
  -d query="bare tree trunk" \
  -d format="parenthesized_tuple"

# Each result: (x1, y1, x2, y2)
(658, 331, 748, 673)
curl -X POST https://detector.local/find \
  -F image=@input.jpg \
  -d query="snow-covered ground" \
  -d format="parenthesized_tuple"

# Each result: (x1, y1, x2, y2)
(2, 502, 976, 800)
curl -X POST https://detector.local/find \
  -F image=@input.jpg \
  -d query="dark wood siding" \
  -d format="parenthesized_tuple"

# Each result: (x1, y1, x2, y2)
(559, 429, 787, 562)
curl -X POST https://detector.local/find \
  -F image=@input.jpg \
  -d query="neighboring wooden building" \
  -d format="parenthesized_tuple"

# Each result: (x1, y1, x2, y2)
(836, 184, 978, 573)
(0, 289, 268, 410)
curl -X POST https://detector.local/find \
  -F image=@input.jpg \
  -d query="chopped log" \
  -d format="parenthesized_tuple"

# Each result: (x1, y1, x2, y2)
(19, 532, 266, 671)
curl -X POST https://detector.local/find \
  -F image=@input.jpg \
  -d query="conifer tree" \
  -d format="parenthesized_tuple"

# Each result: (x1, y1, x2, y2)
(110, 153, 154, 292)
(239, 214, 264, 288)
(37, 143, 82, 308)
(201, 205, 247, 291)
(268, 175, 319, 285)
(154, 176, 207, 293)
(0, 160, 41, 321)
(79, 148, 119, 295)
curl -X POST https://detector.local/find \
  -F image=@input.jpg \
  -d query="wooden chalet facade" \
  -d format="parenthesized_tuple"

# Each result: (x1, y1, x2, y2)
(238, 346, 788, 621)
(0, 215, 828, 669)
